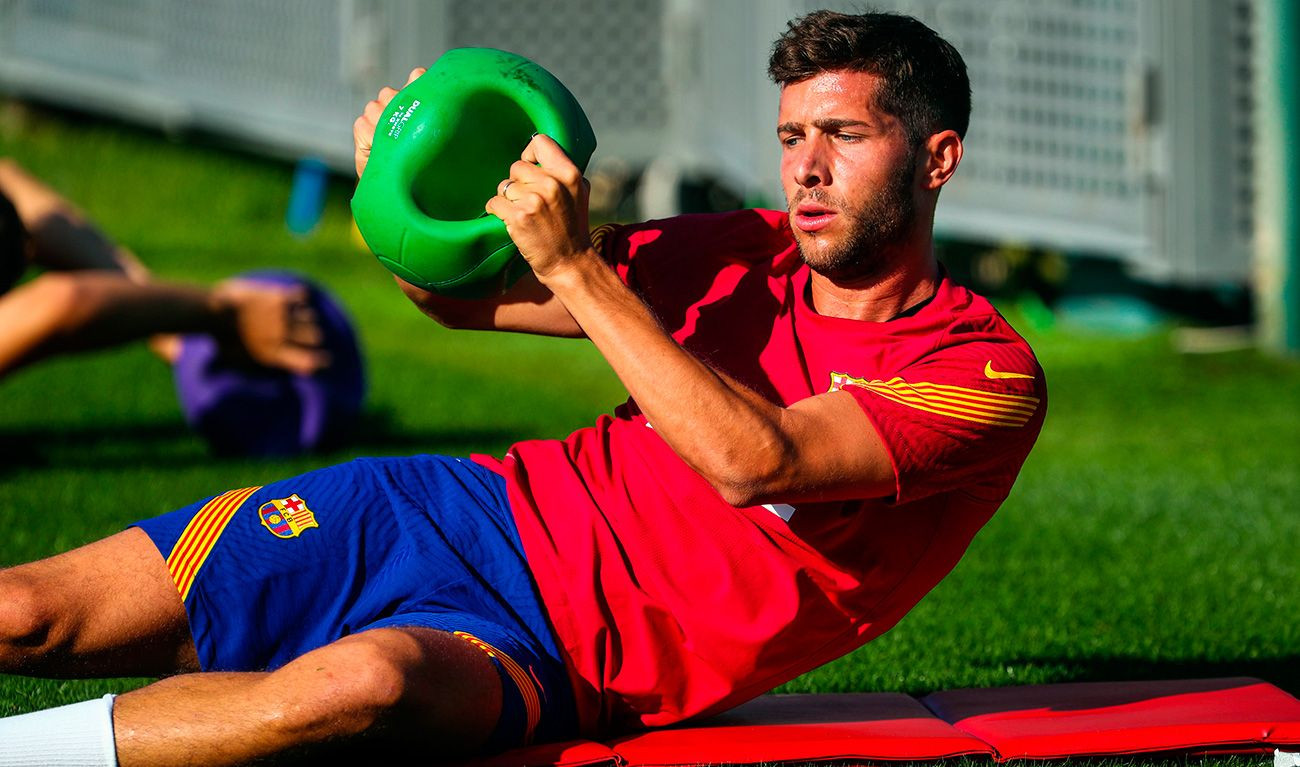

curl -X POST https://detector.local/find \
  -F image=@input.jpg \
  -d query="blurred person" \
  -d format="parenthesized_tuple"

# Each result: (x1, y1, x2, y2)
(0, 10, 1045, 767)
(0, 157, 329, 381)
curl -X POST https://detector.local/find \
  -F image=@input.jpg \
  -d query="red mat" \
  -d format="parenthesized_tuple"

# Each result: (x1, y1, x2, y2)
(464, 678, 1300, 766)
(922, 677, 1300, 760)
(611, 693, 993, 765)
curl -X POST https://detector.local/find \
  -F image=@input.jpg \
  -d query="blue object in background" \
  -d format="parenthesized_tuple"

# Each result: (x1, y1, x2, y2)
(286, 158, 330, 235)
(1055, 294, 1165, 336)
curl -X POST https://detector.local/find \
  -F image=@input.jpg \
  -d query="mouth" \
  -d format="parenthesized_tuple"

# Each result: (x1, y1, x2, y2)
(792, 203, 837, 234)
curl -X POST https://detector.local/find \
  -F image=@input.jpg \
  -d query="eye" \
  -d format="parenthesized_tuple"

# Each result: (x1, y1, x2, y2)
(780, 135, 802, 148)
(835, 132, 864, 143)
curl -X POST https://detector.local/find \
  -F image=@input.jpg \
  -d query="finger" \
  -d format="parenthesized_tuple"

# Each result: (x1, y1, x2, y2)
(216, 277, 264, 295)
(406, 67, 426, 85)
(288, 304, 324, 346)
(356, 104, 383, 153)
(497, 179, 515, 198)
(504, 163, 565, 207)
(276, 346, 332, 376)
(284, 289, 318, 321)
(501, 155, 556, 189)
(289, 296, 315, 317)
(484, 194, 509, 222)
(355, 102, 382, 137)
(353, 115, 374, 146)
(508, 159, 555, 187)
(520, 133, 567, 166)
(288, 322, 324, 348)
(520, 135, 541, 165)
(376, 85, 399, 106)
(354, 121, 374, 153)
(521, 135, 582, 186)
(265, 284, 311, 310)
(150, 334, 182, 365)
(363, 98, 387, 122)
(485, 191, 534, 221)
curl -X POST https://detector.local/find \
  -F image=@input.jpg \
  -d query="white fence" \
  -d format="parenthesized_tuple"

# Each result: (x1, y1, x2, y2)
(0, 0, 1257, 286)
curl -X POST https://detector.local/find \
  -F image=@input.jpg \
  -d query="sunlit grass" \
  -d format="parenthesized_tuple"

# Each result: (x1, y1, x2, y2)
(1, 104, 1297, 764)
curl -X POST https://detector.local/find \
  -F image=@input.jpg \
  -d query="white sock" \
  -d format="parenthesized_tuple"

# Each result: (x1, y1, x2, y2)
(0, 694, 117, 767)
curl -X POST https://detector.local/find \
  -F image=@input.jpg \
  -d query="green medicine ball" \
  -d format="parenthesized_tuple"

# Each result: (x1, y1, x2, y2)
(351, 48, 598, 298)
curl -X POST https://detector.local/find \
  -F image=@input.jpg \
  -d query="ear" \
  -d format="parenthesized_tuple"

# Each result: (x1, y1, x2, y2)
(920, 129, 963, 190)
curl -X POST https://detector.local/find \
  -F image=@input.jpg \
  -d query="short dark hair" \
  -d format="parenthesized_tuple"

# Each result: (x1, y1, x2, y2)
(768, 10, 971, 144)
(0, 190, 27, 295)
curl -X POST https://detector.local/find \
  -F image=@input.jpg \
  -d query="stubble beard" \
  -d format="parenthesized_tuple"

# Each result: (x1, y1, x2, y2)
(789, 153, 918, 283)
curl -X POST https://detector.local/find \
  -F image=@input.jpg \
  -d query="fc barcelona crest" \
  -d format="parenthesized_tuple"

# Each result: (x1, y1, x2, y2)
(258, 494, 319, 539)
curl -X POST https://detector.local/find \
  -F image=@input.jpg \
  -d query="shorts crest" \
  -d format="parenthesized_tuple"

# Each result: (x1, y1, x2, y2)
(258, 494, 319, 539)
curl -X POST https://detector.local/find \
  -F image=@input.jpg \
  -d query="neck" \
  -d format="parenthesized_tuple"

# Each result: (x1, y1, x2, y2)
(808, 236, 940, 322)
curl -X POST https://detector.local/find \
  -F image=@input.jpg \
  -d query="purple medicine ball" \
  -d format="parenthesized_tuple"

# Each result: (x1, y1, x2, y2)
(173, 271, 366, 456)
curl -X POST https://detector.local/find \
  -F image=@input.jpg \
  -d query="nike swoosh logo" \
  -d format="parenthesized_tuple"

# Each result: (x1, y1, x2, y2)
(985, 360, 1034, 380)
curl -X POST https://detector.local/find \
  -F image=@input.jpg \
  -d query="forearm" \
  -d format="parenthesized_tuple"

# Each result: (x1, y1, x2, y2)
(396, 272, 583, 337)
(0, 273, 223, 377)
(542, 251, 795, 503)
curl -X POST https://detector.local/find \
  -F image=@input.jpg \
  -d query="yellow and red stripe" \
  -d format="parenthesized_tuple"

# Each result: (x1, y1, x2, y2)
(165, 486, 261, 601)
(454, 630, 542, 744)
(839, 375, 1040, 427)
(589, 223, 621, 259)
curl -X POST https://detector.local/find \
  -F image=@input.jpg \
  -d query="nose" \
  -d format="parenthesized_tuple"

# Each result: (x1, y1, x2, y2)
(790, 140, 829, 189)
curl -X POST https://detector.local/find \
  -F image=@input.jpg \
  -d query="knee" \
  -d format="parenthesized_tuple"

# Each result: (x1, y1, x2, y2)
(265, 630, 499, 753)
(270, 641, 410, 743)
(327, 642, 411, 731)
(0, 571, 61, 664)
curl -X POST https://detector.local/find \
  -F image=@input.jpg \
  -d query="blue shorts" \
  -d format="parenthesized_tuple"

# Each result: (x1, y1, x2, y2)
(133, 454, 576, 750)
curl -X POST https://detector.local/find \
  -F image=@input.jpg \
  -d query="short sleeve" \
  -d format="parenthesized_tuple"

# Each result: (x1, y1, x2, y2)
(585, 212, 796, 341)
(589, 220, 653, 294)
(589, 222, 624, 266)
(841, 338, 1046, 505)
(593, 210, 798, 294)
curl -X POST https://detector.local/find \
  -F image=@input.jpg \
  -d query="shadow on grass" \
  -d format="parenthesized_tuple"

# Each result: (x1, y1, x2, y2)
(346, 409, 520, 450)
(0, 421, 193, 473)
(0, 410, 520, 475)
(987, 655, 1300, 698)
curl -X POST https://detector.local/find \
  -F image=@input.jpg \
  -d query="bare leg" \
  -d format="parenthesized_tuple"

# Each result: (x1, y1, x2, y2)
(0, 527, 197, 677)
(115, 627, 502, 766)
(2, 532, 504, 763)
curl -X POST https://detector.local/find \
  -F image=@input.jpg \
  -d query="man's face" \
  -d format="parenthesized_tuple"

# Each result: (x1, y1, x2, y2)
(777, 70, 918, 281)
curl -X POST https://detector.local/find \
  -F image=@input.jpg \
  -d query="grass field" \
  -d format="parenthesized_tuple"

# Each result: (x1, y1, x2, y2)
(1, 101, 1298, 760)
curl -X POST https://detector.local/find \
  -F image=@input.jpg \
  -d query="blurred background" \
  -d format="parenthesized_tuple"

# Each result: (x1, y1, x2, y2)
(1, 0, 1296, 349)
(0, 0, 1296, 719)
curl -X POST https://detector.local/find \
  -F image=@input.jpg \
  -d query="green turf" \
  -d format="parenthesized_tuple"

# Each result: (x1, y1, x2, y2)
(2, 103, 1298, 762)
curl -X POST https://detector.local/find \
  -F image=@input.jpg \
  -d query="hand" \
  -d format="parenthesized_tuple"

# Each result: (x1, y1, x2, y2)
(353, 67, 425, 179)
(210, 279, 330, 375)
(484, 134, 594, 282)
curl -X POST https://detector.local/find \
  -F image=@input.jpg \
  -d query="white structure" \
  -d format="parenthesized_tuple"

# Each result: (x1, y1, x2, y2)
(0, 0, 1257, 286)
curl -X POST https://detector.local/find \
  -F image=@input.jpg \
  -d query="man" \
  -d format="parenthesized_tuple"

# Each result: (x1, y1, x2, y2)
(0, 158, 328, 380)
(0, 10, 1044, 766)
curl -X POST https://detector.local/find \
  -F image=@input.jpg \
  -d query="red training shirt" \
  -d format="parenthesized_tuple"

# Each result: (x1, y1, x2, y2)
(475, 208, 1047, 735)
